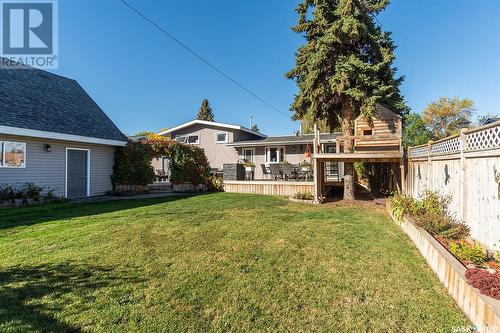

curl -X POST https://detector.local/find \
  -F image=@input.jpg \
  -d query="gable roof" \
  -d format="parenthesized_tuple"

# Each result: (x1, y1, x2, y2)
(354, 104, 403, 122)
(0, 63, 127, 145)
(159, 119, 267, 138)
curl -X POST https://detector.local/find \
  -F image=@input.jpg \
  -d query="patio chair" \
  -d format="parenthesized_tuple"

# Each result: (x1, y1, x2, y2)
(281, 163, 293, 180)
(269, 164, 281, 180)
(261, 164, 270, 180)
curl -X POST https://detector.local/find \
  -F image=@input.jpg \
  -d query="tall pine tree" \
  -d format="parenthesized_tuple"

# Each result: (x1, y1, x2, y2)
(286, 0, 408, 199)
(197, 99, 215, 121)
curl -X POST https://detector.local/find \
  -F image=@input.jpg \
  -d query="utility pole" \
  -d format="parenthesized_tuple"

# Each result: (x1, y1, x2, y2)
(249, 116, 253, 129)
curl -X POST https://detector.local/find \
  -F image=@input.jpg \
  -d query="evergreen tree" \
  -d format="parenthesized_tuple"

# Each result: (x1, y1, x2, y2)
(286, 0, 408, 199)
(251, 124, 260, 133)
(197, 99, 214, 121)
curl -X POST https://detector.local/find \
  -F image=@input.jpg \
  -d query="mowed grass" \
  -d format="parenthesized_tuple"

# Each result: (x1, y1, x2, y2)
(0, 193, 468, 332)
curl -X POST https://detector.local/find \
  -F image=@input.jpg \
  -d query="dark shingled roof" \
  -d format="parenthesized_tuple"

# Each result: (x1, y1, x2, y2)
(0, 63, 127, 142)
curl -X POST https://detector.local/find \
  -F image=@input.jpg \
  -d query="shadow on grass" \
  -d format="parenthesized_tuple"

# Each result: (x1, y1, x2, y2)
(0, 194, 196, 231)
(0, 262, 143, 332)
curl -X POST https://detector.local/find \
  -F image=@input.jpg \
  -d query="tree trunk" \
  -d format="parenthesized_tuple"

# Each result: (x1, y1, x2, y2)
(341, 104, 355, 200)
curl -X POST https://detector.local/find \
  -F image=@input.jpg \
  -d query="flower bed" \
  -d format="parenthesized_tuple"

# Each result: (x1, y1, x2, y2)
(390, 191, 500, 296)
(0, 183, 67, 208)
(386, 199, 500, 330)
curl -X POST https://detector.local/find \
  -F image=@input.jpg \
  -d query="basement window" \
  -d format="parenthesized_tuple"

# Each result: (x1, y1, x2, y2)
(363, 130, 373, 136)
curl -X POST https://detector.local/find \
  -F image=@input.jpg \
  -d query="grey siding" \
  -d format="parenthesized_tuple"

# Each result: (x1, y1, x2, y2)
(170, 124, 262, 170)
(0, 134, 116, 197)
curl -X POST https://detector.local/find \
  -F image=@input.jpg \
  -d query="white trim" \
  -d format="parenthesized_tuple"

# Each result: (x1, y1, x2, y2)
(159, 119, 266, 138)
(216, 131, 229, 144)
(265, 146, 286, 164)
(65, 148, 91, 198)
(240, 147, 255, 163)
(175, 133, 200, 145)
(0, 140, 27, 168)
(0, 125, 127, 146)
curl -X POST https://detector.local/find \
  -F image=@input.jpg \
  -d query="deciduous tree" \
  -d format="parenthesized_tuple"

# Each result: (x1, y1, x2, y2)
(422, 97, 474, 139)
(403, 113, 431, 148)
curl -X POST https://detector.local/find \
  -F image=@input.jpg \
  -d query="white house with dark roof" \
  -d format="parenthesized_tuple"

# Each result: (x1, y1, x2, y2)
(0, 63, 127, 198)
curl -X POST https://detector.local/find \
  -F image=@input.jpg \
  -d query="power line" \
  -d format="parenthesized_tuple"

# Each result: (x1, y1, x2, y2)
(119, 0, 290, 118)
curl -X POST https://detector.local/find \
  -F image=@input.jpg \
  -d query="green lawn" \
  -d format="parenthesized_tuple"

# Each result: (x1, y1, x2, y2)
(0, 193, 468, 332)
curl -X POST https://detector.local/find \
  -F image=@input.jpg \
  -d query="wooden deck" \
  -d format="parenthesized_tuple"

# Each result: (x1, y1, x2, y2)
(224, 180, 314, 196)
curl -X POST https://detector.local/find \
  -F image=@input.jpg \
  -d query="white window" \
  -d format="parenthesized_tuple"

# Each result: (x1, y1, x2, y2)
(242, 148, 254, 163)
(216, 132, 228, 144)
(175, 134, 199, 145)
(265, 147, 285, 164)
(0, 141, 26, 168)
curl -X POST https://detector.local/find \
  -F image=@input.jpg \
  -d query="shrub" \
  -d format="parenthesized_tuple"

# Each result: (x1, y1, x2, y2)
(0, 185, 15, 201)
(112, 140, 212, 188)
(390, 192, 415, 220)
(418, 190, 449, 216)
(437, 221, 470, 240)
(168, 143, 210, 185)
(111, 142, 155, 186)
(450, 241, 487, 266)
(45, 189, 56, 201)
(465, 268, 500, 300)
(205, 176, 224, 192)
(390, 191, 470, 240)
(293, 192, 314, 200)
(25, 182, 43, 201)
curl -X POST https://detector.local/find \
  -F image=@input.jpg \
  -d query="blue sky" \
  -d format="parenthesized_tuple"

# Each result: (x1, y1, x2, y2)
(53, 0, 500, 136)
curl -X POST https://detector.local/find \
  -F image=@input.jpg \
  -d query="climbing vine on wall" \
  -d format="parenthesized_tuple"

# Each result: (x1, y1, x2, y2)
(112, 139, 211, 187)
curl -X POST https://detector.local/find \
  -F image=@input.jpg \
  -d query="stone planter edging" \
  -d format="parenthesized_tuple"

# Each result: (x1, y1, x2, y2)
(386, 200, 500, 332)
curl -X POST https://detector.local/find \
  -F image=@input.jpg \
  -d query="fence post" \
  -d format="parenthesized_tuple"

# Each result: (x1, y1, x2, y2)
(406, 146, 411, 194)
(460, 128, 467, 220)
(427, 140, 433, 190)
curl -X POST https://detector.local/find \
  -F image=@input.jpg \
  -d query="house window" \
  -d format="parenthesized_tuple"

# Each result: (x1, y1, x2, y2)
(363, 130, 373, 136)
(265, 147, 285, 164)
(242, 148, 254, 163)
(188, 135, 199, 144)
(0, 141, 26, 168)
(216, 132, 228, 143)
(175, 134, 199, 145)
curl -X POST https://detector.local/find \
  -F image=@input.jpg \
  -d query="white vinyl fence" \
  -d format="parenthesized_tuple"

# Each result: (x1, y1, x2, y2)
(406, 121, 500, 251)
